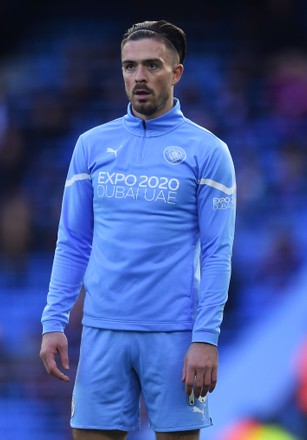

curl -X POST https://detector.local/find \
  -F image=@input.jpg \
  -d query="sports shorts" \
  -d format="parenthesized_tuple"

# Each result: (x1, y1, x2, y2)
(70, 327, 213, 432)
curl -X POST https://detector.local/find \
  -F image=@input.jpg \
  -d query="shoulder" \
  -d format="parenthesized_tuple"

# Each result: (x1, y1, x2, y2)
(182, 117, 230, 155)
(79, 116, 124, 142)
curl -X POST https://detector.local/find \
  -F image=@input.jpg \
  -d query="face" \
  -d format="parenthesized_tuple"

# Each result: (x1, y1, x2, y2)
(121, 38, 184, 120)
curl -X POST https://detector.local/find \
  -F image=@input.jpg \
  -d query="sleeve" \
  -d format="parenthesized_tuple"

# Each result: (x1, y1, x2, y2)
(41, 135, 93, 333)
(192, 139, 236, 345)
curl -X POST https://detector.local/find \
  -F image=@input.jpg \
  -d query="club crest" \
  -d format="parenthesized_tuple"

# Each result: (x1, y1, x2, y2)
(163, 146, 186, 165)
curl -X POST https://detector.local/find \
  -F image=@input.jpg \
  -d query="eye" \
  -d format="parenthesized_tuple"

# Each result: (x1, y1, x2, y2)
(123, 63, 135, 72)
(146, 61, 158, 70)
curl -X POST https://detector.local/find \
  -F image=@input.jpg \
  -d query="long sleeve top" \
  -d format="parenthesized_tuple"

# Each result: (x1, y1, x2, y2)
(41, 98, 236, 346)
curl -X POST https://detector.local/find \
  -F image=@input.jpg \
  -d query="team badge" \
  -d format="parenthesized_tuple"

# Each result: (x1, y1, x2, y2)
(163, 146, 186, 165)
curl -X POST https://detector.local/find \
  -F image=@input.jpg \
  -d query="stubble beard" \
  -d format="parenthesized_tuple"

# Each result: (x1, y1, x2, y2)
(133, 101, 156, 117)
(129, 92, 170, 118)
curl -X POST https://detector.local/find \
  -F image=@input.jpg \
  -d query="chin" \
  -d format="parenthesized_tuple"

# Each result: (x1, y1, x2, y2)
(135, 104, 155, 117)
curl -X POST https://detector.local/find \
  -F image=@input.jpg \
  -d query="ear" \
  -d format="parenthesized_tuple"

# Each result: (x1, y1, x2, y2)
(172, 64, 184, 85)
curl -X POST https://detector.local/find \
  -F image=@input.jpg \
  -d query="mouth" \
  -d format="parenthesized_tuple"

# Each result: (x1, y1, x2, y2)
(133, 88, 151, 100)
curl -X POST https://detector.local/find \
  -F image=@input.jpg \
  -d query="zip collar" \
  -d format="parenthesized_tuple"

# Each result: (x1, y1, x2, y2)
(123, 98, 185, 137)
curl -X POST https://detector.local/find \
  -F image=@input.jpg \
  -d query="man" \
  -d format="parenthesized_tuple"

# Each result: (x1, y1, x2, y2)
(40, 20, 236, 440)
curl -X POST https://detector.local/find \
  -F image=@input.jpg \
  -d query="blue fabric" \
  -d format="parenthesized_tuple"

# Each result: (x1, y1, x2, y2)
(71, 328, 212, 432)
(41, 98, 236, 345)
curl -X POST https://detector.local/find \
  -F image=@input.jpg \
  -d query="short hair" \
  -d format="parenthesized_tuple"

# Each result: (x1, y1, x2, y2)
(121, 20, 187, 64)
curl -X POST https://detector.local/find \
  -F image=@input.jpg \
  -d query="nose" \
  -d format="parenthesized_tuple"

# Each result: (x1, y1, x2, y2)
(134, 65, 146, 82)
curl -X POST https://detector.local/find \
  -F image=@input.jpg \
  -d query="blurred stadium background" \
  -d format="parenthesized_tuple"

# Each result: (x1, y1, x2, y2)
(0, 0, 307, 439)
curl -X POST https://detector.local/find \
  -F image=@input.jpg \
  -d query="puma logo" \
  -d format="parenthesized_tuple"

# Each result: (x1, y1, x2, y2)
(193, 406, 205, 416)
(106, 145, 124, 157)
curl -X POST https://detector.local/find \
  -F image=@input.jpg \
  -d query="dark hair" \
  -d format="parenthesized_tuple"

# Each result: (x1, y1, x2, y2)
(121, 20, 187, 64)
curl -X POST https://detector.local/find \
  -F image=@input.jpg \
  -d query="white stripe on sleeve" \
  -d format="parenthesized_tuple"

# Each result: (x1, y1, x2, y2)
(199, 178, 236, 195)
(65, 173, 91, 187)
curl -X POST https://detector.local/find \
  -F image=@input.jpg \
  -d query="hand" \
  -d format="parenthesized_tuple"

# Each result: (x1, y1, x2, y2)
(39, 332, 70, 382)
(182, 342, 218, 398)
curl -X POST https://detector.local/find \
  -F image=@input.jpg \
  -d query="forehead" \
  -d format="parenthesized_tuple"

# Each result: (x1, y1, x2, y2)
(121, 38, 170, 62)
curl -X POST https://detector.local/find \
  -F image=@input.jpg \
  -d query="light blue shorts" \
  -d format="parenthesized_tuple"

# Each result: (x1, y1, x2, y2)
(71, 327, 213, 432)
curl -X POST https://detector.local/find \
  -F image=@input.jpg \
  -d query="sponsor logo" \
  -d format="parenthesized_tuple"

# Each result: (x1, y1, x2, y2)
(97, 171, 180, 204)
(213, 196, 236, 210)
(163, 146, 186, 165)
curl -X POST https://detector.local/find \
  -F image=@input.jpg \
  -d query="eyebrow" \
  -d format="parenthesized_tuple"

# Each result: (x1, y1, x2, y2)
(122, 58, 163, 65)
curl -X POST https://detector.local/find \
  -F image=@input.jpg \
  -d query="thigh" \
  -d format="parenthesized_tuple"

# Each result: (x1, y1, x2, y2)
(156, 430, 199, 440)
(136, 332, 212, 432)
(72, 428, 128, 440)
(71, 327, 142, 432)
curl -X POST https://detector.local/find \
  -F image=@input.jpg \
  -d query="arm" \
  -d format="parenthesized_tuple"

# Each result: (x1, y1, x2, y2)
(40, 136, 93, 377)
(41, 135, 93, 333)
(183, 140, 236, 397)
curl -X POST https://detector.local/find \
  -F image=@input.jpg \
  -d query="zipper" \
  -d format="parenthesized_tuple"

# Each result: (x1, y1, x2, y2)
(136, 120, 147, 163)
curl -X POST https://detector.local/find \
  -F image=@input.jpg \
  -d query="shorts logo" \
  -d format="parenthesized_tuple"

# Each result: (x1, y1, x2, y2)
(193, 406, 205, 416)
(163, 146, 186, 165)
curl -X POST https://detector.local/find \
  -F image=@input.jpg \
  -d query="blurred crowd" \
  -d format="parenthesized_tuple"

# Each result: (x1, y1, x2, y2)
(0, 4, 307, 439)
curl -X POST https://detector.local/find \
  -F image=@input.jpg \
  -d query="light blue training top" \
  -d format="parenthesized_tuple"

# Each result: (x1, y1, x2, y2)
(41, 98, 236, 346)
